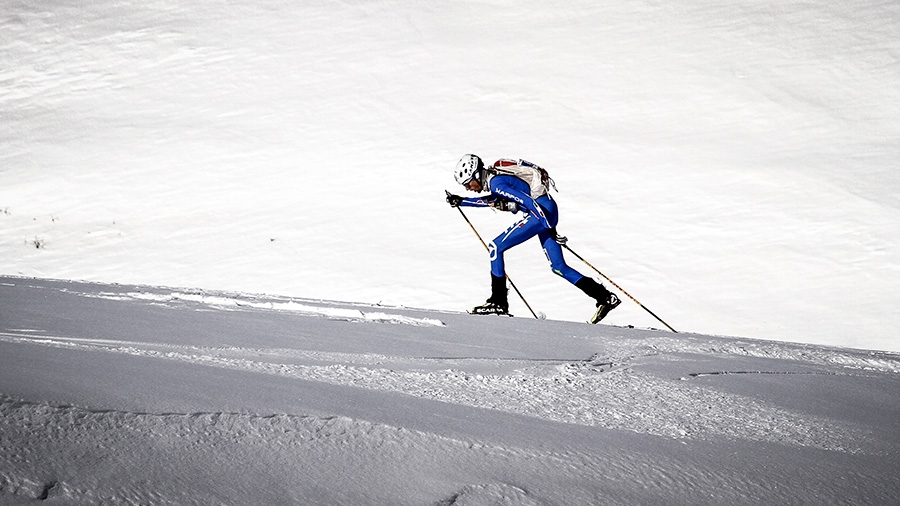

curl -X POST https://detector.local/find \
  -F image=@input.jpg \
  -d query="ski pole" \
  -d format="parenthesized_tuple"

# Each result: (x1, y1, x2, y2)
(449, 194, 539, 319)
(563, 244, 678, 333)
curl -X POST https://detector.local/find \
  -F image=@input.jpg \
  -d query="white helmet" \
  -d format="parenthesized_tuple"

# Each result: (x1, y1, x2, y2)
(454, 154, 484, 185)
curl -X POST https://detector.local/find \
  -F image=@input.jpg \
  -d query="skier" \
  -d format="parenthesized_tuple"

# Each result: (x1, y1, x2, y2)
(446, 154, 620, 323)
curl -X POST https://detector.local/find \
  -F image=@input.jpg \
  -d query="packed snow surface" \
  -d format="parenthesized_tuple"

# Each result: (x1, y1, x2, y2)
(1, 0, 899, 352)
(2, 277, 899, 504)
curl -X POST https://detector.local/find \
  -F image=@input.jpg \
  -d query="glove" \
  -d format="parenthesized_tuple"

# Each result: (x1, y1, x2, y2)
(490, 200, 518, 213)
(548, 227, 568, 245)
(446, 193, 464, 207)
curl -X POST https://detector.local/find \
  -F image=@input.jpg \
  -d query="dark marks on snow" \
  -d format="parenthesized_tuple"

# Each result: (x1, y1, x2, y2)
(37, 481, 58, 501)
(438, 483, 541, 506)
(0, 474, 62, 502)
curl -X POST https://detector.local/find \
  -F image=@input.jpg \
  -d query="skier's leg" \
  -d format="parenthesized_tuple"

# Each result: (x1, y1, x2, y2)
(538, 231, 584, 284)
(532, 196, 583, 283)
(471, 215, 543, 315)
(488, 214, 542, 278)
(539, 232, 620, 322)
(574, 276, 609, 300)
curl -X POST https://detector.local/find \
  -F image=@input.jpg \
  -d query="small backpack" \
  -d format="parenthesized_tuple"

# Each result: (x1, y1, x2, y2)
(487, 159, 557, 199)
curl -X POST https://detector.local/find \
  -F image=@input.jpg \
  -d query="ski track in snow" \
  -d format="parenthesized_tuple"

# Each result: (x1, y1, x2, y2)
(0, 329, 884, 454)
(579, 333, 900, 376)
(75, 289, 446, 327)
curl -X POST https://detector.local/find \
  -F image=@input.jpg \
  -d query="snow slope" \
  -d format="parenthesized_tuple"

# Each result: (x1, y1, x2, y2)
(2, 276, 899, 504)
(1, 0, 899, 351)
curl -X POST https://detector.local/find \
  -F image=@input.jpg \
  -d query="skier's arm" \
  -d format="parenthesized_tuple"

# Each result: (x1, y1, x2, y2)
(459, 194, 498, 207)
(446, 192, 503, 208)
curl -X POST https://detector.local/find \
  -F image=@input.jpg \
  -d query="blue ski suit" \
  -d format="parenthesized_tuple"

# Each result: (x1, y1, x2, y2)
(458, 174, 586, 285)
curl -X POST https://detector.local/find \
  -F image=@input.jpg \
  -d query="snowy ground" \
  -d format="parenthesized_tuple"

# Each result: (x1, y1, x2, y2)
(1, 0, 899, 352)
(2, 276, 899, 505)
(2, 1, 900, 503)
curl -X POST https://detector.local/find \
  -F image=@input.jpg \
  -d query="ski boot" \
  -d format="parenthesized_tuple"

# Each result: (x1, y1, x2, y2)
(469, 275, 510, 316)
(589, 292, 621, 324)
(576, 277, 621, 324)
(469, 300, 510, 316)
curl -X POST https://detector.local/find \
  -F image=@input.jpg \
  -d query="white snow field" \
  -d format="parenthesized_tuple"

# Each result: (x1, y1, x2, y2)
(1, 277, 899, 505)
(2, 0, 900, 503)
(1, 0, 898, 352)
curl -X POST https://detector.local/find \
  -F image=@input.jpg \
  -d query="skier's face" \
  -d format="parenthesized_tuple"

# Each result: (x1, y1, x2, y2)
(465, 178, 482, 192)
